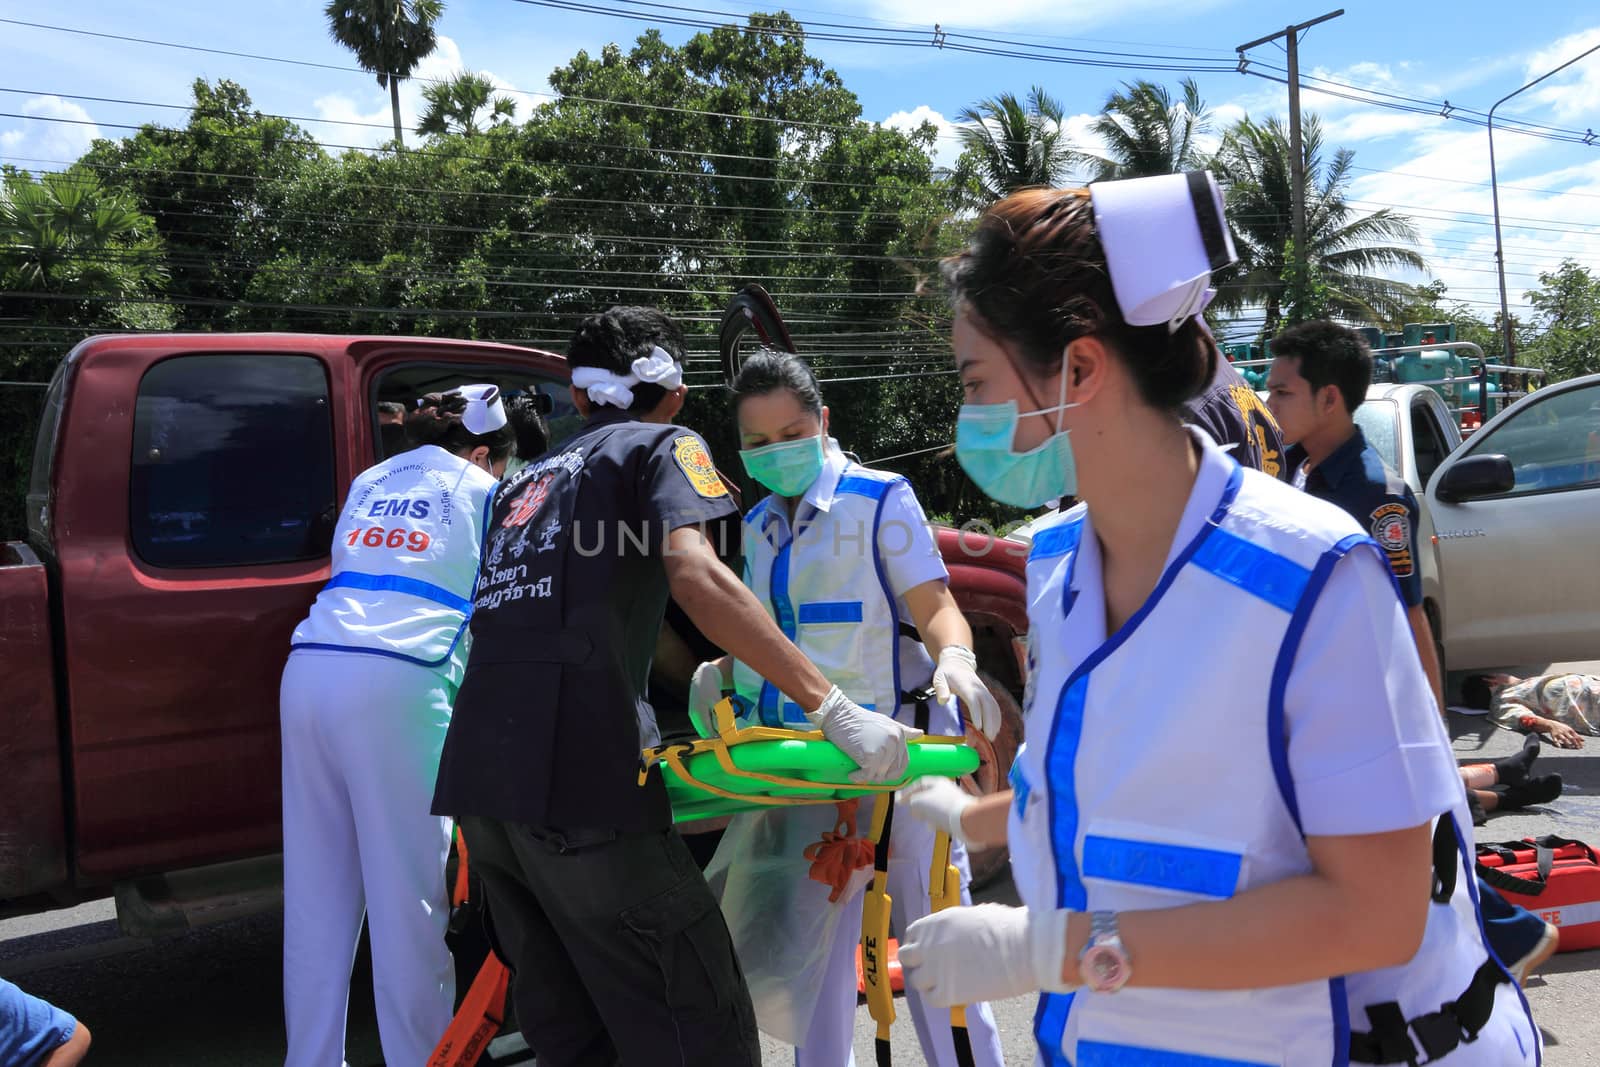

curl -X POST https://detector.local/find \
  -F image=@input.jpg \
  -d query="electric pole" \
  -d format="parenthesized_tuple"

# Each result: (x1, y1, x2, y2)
(1237, 10, 1344, 283)
(1488, 41, 1600, 363)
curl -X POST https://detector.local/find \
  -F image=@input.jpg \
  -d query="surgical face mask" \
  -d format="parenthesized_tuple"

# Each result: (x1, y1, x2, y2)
(740, 433, 826, 498)
(954, 371, 1078, 508)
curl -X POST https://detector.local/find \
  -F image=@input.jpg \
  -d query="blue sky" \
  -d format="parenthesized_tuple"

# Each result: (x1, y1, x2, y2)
(3, 1, 1597, 328)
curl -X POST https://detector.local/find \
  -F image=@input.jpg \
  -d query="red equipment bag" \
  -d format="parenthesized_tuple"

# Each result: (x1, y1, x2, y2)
(1476, 835, 1600, 952)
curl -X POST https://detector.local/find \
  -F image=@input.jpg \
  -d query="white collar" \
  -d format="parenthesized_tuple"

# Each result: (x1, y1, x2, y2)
(1073, 425, 1235, 585)
(1163, 426, 1236, 571)
(801, 438, 849, 514)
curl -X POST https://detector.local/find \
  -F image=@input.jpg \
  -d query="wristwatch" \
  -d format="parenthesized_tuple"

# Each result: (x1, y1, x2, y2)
(1078, 911, 1132, 993)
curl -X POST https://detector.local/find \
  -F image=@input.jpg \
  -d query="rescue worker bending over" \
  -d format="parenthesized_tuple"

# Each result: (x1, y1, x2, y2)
(431, 306, 917, 1067)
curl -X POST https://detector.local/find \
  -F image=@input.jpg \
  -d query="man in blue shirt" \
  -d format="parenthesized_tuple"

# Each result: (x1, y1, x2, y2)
(1265, 320, 1442, 711)
(0, 980, 90, 1067)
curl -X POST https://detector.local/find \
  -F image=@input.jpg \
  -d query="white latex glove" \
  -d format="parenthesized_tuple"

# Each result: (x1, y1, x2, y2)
(897, 775, 977, 846)
(688, 660, 726, 738)
(932, 645, 1002, 741)
(899, 903, 1074, 1007)
(806, 686, 922, 784)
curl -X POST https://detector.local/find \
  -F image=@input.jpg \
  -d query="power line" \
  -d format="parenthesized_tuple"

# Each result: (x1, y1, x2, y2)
(0, 85, 952, 191)
(0, 15, 963, 142)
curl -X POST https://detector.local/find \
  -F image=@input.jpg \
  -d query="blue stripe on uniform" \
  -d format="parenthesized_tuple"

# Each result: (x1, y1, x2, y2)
(1048, 676, 1091, 911)
(1030, 521, 1082, 562)
(783, 700, 873, 723)
(1082, 835, 1243, 898)
(1189, 527, 1312, 614)
(1033, 993, 1073, 1067)
(1263, 533, 1371, 832)
(758, 538, 797, 727)
(836, 474, 890, 501)
(797, 600, 864, 624)
(323, 570, 473, 614)
(1076, 1040, 1272, 1067)
(1035, 462, 1243, 1067)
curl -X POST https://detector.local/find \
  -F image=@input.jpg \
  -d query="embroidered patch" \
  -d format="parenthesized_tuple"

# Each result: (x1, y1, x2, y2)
(503, 472, 558, 529)
(1369, 501, 1414, 577)
(672, 435, 729, 498)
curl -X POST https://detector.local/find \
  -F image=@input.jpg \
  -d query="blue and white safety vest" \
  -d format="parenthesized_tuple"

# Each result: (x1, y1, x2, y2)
(292, 444, 496, 684)
(1008, 433, 1536, 1067)
(731, 447, 958, 735)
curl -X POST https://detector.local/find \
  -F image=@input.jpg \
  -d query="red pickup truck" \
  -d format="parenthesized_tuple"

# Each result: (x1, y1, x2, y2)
(1, 333, 1029, 930)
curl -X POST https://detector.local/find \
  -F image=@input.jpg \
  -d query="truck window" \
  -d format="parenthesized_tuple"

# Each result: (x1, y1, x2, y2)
(1464, 381, 1600, 496)
(130, 354, 336, 568)
(1410, 401, 1449, 488)
(1353, 397, 1399, 472)
(373, 365, 579, 459)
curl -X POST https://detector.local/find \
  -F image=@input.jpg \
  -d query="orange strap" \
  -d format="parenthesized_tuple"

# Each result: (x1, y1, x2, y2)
(802, 799, 875, 903)
(451, 825, 471, 910)
(427, 955, 511, 1067)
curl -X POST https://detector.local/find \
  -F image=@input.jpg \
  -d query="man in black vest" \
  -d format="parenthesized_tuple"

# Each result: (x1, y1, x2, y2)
(433, 306, 917, 1067)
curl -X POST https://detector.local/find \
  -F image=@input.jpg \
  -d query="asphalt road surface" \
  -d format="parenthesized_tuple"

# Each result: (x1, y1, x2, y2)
(4, 670, 1596, 1066)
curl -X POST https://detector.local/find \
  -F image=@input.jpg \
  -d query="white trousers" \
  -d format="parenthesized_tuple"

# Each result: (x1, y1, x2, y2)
(280, 649, 456, 1067)
(796, 799, 1005, 1067)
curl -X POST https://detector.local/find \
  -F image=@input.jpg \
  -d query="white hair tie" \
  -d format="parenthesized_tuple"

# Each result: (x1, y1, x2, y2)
(450, 383, 507, 434)
(571, 346, 684, 408)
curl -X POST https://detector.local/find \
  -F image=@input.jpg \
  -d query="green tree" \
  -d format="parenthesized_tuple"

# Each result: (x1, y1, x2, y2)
(1522, 260, 1600, 381)
(952, 87, 1077, 203)
(1084, 77, 1211, 181)
(1, 169, 167, 301)
(1211, 114, 1426, 335)
(1393, 280, 1513, 358)
(417, 71, 516, 138)
(1, 168, 171, 541)
(79, 79, 326, 331)
(324, 0, 444, 148)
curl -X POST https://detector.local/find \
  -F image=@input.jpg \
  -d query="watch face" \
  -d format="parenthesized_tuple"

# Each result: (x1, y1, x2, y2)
(1082, 945, 1128, 991)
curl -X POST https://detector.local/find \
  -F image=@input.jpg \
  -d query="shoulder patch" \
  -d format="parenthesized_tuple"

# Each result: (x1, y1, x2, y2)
(1369, 501, 1414, 577)
(671, 435, 728, 499)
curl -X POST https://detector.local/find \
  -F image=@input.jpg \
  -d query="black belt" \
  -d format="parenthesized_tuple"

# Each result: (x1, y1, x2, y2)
(1348, 958, 1506, 1064)
(902, 685, 936, 734)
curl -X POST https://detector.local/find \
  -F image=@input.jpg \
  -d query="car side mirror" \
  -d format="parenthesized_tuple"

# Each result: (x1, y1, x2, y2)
(1436, 453, 1514, 503)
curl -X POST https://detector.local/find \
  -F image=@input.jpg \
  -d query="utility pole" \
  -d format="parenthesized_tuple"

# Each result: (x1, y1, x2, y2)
(1488, 41, 1600, 364)
(1237, 10, 1344, 283)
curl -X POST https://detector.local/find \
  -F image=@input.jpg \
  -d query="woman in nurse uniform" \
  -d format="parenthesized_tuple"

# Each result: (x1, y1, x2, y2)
(279, 386, 513, 1067)
(894, 177, 1539, 1067)
(692, 349, 1005, 1067)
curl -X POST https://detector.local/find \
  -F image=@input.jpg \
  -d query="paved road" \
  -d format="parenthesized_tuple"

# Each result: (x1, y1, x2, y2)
(4, 669, 1596, 1065)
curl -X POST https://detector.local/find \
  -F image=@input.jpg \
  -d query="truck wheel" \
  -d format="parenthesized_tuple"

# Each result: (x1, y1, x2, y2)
(959, 671, 1023, 890)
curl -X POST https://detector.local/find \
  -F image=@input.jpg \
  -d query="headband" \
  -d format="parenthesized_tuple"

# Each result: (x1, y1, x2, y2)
(1089, 170, 1238, 333)
(570, 346, 684, 409)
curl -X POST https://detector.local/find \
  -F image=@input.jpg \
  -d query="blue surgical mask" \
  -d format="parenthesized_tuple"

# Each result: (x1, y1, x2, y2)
(740, 434, 826, 498)
(954, 373, 1078, 508)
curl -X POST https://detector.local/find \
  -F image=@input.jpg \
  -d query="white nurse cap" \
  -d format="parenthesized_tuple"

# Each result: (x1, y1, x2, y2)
(1089, 171, 1237, 333)
(451, 383, 508, 435)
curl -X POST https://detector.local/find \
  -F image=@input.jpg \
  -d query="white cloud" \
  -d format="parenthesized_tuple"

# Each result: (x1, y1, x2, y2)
(0, 95, 101, 167)
(310, 35, 528, 150)
(1521, 27, 1600, 123)
(883, 105, 962, 171)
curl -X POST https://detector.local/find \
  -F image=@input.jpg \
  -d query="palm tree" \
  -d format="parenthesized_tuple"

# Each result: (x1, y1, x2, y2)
(1084, 77, 1211, 181)
(324, 0, 445, 148)
(1211, 114, 1426, 334)
(416, 72, 516, 138)
(0, 170, 165, 296)
(954, 87, 1079, 203)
